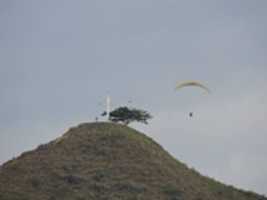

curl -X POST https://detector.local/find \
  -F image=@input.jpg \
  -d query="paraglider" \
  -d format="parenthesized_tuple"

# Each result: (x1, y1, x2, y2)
(175, 81, 210, 117)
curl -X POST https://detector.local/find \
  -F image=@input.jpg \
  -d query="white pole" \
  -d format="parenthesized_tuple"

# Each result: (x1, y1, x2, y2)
(106, 95, 111, 121)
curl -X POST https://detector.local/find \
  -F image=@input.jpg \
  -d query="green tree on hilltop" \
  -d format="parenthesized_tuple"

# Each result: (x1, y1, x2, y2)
(109, 106, 152, 125)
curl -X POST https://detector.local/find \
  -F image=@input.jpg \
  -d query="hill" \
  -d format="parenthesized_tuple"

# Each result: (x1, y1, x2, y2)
(0, 122, 266, 200)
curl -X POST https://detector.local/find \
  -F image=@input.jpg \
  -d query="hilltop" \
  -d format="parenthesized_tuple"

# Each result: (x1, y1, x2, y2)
(0, 122, 266, 200)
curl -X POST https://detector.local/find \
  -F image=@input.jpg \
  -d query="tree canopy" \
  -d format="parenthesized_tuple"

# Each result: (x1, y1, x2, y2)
(109, 106, 152, 125)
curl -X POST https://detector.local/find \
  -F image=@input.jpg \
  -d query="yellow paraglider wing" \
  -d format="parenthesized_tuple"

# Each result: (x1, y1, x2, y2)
(175, 81, 210, 93)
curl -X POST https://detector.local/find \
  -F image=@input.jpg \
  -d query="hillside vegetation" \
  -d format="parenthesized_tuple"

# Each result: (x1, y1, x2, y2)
(0, 122, 266, 200)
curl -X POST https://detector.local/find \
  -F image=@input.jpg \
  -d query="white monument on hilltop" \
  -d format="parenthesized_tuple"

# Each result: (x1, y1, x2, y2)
(106, 95, 111, 121)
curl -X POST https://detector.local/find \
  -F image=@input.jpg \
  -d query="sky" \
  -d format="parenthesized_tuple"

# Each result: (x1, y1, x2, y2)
(0, 0, 267, 195)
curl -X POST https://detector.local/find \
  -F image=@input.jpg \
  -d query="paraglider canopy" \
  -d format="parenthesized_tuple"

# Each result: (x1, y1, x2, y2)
(175, 81, 210, 93)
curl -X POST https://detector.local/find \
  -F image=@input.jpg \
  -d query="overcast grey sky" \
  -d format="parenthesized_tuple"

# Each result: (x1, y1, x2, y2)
(0, 0, 267, 195)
